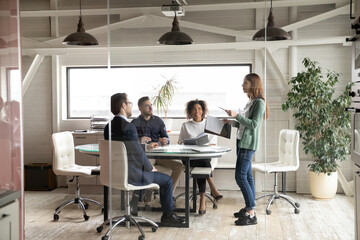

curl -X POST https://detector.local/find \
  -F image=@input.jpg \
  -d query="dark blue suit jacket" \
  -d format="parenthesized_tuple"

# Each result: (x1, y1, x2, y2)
(104, 116, 154, 185)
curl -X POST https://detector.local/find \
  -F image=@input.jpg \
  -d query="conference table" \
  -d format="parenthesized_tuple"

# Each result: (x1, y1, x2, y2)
(75, 143, 231, 228)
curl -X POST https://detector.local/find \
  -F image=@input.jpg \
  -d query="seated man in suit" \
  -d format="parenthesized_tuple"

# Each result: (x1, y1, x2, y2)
(131, 96, 184, 197)
(104, 93, 184, 224)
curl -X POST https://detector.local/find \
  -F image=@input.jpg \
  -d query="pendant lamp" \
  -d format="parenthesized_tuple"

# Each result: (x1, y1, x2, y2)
(63, 0, 99, 45)
(158, 13, 193, 45)
(252, 0, 291, 41)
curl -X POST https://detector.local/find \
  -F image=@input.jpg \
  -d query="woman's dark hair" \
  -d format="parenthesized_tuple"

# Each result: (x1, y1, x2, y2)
(111, 93, 127, 115)
(185, 99, 208, 120)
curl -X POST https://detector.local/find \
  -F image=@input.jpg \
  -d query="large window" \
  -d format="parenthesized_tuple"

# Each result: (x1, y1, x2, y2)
(67, 64, 251, 119)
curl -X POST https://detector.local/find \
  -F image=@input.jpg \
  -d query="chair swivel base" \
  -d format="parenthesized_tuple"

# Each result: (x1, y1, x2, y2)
(175, 191, 218, 209)
(97, 214, 158, 240)
(256, 193, 300, 215)
(53, 197, 103, 221)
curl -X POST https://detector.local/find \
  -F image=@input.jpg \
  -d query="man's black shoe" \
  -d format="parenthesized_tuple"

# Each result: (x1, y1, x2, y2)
(234, 215, 257, 226)
(130, 193, 139, 216)
(143, 189, 153, 203)
(161, 212, 185, 224)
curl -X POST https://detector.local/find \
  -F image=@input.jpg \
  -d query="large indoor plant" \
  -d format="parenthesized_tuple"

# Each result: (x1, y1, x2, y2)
(152, 76, 178, 130)
(282, 57, 352, 198)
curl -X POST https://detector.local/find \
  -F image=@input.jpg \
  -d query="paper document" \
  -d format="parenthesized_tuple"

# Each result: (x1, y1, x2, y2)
(205, 115, 231, 139)
(189, 146, 214, 153)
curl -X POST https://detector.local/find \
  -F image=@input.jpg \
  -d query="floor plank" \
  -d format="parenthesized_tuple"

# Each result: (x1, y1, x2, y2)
(24, 188, 354, 240)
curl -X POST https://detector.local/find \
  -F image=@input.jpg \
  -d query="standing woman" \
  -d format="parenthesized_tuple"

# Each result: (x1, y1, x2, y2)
(178, 99, 223, 215)
(225, 73, 268, 226)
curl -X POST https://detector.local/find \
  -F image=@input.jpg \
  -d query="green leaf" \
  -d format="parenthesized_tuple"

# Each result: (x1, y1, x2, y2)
(282, 58, 351, 174)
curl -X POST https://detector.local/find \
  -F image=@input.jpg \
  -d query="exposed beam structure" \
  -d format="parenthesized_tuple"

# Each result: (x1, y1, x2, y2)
(41, 2, 349, 48)
(263, 48, 289, 91)
(22, 54, 45, 96)
(20, 0, 348, 18)
(283, 4, 349, 32)
(22, 36, 349, 56)
(42, 14, 253, 46)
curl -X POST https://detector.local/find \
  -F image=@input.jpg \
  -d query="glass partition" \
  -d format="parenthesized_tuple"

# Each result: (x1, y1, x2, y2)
(0, 0, 24, 239)
(104, 0, 270, 237)
(101, 0, 354, 239)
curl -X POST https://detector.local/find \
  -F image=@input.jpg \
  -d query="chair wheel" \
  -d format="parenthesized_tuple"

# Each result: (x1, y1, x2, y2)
(295, 203, 300, 208)
(96, 226, 103, 233)
(213, 203, 218, 209)
(266, 209, 272, 215)
(53, 214, 59, 221)
(295, 208, 300, 214)
(152, 226, 158, 232)
(84, 202, 89, 209)
(138, 236, 145, 240)
(84, 215, 90, 221)
(101, 236, 108, 240)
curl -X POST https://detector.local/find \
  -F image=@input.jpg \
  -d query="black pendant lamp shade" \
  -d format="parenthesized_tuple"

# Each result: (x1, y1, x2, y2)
(63, 16, 98, 45)
(63, 0, 98, 46)
(158, 15, 193, 45)
(252, 6, 291, 41)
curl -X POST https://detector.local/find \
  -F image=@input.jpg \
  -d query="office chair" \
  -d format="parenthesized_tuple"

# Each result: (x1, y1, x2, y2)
(96, 140, 159, 240)
(174, 158, 219, 209)
(51, 131, 103, 221)
(252, 129, 301, 215)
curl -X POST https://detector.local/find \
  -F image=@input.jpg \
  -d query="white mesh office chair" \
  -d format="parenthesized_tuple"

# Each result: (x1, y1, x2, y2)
(51, 131, 103, 221)
(96, 140, 159, 240)
(252, 129, 301, 215)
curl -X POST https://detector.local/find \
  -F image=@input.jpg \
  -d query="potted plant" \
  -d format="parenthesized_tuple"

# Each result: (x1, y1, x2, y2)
(152, 76, 178, 131)
(282, 57, 352, 198)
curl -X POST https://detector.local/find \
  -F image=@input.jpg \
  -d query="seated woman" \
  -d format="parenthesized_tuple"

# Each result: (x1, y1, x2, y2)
(178, 99, 223, 215)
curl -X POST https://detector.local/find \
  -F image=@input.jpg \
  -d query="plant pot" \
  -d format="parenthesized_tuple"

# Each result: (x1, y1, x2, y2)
(309, 170, 338, 199)
(163, 118, 173, 132)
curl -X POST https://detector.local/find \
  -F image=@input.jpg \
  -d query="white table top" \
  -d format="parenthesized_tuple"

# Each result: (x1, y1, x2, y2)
(75, 143, 231, 158)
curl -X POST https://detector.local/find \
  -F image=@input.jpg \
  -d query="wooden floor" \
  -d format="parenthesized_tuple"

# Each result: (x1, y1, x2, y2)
(25, 188, 354, 240)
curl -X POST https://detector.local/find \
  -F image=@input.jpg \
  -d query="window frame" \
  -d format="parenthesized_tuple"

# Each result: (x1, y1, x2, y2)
(66, 63, 252, 119)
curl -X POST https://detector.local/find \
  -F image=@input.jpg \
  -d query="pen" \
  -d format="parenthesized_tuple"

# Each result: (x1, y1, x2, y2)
(218, 106, 226, 111)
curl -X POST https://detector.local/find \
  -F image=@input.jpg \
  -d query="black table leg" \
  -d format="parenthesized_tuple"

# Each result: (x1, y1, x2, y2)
(104, 185, 108, 221)
(193, 177, 197, 212)
(184, 157, 190, 228)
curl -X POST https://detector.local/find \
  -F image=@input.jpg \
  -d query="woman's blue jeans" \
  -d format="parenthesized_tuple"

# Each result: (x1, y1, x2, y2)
(236, 139, 256, 210)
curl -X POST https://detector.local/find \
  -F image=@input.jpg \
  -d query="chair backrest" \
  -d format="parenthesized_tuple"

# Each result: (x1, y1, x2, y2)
(278, 129, 300, 169)
(99, 139, 128, 190)
(355, 129, 360, 152)
(51, 131, 75, 176)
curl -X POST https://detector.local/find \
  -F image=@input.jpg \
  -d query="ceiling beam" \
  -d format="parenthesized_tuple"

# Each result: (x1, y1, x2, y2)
(283, 4, 349, 32)
(20, 0, 348, 18)
(22, 54, 45, 96)
(263, 48, 289, 91)
(21, 36, 350, 56)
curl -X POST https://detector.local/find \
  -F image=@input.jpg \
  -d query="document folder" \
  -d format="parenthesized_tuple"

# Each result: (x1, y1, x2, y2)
(183, 133, 209, 145)
(204, 115, 231, 139)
